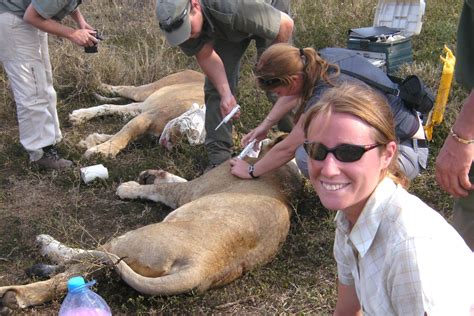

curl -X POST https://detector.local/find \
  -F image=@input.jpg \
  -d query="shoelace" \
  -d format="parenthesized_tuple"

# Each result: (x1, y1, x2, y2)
(43, 146, 60, 160)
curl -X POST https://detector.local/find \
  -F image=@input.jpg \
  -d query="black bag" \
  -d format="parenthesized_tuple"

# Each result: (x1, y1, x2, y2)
(390, 75, 435, 113)
(318, 47, 423, 140)
(340, 69, 435, 113)
(319, 48, 435, 113)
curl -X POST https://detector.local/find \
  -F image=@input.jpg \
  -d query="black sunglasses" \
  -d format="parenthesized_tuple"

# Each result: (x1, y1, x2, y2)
(303, 141, 383, 163)
(257, 77, 282, 87)
(159, 4, 189, 33)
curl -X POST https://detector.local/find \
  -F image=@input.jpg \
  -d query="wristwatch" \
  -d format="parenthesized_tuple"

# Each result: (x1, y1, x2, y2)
(248, 164, 259, 179)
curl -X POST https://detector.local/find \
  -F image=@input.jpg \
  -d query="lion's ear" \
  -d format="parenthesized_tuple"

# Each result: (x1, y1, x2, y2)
(271, 133, 288, 144)
(258, 132, 289, 157)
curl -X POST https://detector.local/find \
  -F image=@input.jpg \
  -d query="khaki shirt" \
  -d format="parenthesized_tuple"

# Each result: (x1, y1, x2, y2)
(179, 0, 286, 56)
(0, 0, 81, 21)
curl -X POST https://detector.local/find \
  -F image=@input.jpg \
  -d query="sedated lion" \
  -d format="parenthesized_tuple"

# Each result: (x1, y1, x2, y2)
(0, 138, 302, 312)
(69, 69, 205, 158)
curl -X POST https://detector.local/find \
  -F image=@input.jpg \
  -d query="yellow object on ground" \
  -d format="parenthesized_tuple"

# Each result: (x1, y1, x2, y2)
(424, 45, 456, 140)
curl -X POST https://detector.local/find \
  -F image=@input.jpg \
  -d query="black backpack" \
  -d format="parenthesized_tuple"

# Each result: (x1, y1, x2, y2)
(340, 69, 435, 114)
(318, 47, 435, 114)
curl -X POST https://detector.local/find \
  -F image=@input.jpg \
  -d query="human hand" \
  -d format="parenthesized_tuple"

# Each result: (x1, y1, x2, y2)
(68, 29, 98, 47)
(229, 158, 252, 179)
(242, 125, 269, 147)
(435, 136, 474, 197)
(79, 22, 94, 31)
(220, 94, 239, 119)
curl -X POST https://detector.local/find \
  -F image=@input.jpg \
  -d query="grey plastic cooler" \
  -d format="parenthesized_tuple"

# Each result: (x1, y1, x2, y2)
(346, 0, 426, 73)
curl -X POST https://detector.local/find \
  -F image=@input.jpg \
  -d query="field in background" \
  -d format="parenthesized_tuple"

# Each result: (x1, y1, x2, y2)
(0, 0, 465, 314)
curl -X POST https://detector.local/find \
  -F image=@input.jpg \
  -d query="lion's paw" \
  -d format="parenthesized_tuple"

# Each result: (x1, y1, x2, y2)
(83, 147, 99, 159)
(98, 83, 117, 96)
(36, 234, 56, 250)
(84, 142, 119, 159)
(69, 109, 96, 125)
(138, 169, 187, 184)
(35, 234, 70, 263)
(138, 169, 165, 184)
(79, 134, 113, 149)
(116, 181, 141, 200)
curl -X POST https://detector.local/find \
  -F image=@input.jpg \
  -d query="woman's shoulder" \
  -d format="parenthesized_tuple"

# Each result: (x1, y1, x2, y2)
(382, 183, 464, 245)
(385, 184, 439, 225)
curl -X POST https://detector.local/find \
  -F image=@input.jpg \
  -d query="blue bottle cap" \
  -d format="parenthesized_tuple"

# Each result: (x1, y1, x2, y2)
(67, 276, 85, 292)
(67, 276, 96, 293)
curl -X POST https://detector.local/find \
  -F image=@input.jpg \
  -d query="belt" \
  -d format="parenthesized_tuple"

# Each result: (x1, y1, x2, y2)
(401, 138, 428, 148)
(414, 139, 428, 148)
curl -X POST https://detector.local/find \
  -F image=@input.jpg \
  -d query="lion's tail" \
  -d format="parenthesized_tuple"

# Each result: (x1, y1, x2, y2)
(113, 257, 206, 295)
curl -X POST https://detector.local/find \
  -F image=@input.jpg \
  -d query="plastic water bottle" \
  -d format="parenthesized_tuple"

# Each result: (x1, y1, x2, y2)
(58, 276, 112, 316)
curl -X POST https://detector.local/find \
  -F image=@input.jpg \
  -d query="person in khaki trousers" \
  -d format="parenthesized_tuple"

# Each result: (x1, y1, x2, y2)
(0, 0, 98, 169)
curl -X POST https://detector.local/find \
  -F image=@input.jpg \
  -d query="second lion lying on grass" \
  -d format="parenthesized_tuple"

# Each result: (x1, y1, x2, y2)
(0, 138, 302, 312)
(69, 70, 205, 158)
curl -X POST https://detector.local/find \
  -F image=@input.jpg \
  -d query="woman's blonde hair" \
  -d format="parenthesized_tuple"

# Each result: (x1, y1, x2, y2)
(255, 43, 339, 122)
(303, 82, 409, 188)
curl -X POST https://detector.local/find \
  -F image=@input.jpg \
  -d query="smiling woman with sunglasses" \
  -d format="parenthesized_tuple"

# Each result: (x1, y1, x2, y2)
(303, 83, 474, 315)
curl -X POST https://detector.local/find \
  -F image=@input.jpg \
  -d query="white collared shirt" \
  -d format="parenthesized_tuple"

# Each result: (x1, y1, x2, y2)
(334, 178, 474, 316)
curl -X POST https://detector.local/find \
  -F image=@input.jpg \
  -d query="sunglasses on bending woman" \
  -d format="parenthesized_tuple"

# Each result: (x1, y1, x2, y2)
(303, 141, 383, 163)
(257, 77, 282, 87)
(159, 4, 189, 33)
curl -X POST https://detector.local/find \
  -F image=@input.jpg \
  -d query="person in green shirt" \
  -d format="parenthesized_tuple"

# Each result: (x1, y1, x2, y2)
(156, 0, 293, 170)
(436, 0, 474, 250)
(0, 0, 98, 169)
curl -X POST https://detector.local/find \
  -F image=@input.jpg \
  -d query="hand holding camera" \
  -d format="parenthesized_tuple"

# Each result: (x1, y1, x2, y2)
(85, 30, 103, 54)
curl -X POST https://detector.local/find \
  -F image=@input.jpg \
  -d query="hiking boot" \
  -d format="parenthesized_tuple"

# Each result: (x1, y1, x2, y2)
(34, 146, 73, 170)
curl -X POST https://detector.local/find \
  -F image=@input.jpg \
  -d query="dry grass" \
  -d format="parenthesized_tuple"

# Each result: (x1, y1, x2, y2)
(0, 0, 465, 314)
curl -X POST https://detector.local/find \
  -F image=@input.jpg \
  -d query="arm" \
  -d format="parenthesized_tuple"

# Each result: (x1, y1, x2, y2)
(69, 9, 93, 30)
(333, 282, 362, 316)
(232, 2, 293, 45)
(242, 95, 299, 146)
(23, 4, 96, 47)
(195, 42, 237, 117)
(436, 90, 474, 197)
(272, 11, 294, 44)
(230, 119, 305, 179)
